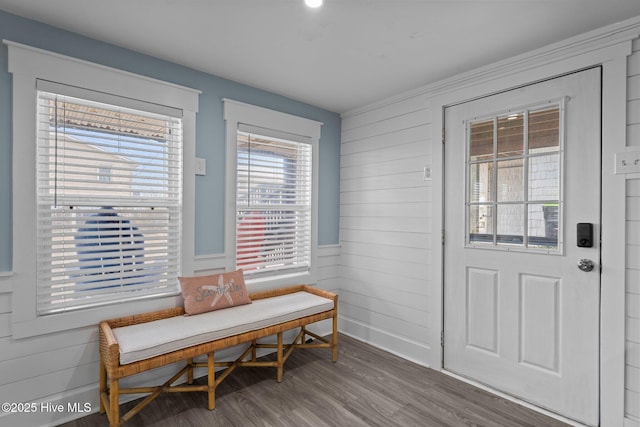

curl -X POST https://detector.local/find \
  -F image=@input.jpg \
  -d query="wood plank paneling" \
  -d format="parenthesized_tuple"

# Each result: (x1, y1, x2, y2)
(340, 241, 430, 264)
(0, 313, 10, 338)
(342, 140, 429, 168)
(341, 108, 431, 143)
(341, 202, 430, 218)
(0, 341, 98, 385)
(341, 124, 431, 155)
(340, 155, 429, 180)
(340, 293, 429, 338)
(340, 252, 427, 280)
(340, 92, 433, 365)
(629, 74, 640, 101)
(629, 123, 640, 147)
(341, 171, 428, 192)
(0, 362, 98, 404)
(339, 264, 430, 295)
(342, 92, 432, 131)
(629, 99, 640, 125)
(340, 215, 430, 235)
(337, 278, 429, 310)
(0, 294, 11, 314)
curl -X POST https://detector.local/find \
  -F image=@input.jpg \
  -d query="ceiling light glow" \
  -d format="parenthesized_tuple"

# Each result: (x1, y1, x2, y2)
(305, 0, 323, 8)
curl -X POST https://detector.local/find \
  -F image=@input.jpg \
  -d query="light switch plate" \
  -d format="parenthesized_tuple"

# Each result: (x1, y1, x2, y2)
(195, 157, 206, 176)
(423, 166, 432, 181)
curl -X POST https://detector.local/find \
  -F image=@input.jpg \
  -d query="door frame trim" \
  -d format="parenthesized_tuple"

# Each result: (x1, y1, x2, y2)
(428, 27, 638, 426)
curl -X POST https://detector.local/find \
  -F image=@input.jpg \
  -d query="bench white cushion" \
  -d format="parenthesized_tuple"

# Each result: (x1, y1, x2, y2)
(112, 291, 334, 365)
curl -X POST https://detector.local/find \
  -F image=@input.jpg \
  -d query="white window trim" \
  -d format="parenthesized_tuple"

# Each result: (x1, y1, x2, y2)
(223, 99, 322, 291)
(6, 40, 200, 338)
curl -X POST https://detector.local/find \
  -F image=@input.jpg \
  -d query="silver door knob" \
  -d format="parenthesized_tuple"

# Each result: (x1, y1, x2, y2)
(578, 259, 595, 272)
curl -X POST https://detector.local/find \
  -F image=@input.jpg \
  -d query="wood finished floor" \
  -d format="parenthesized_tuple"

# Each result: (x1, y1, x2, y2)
(64, 334, 569, 427)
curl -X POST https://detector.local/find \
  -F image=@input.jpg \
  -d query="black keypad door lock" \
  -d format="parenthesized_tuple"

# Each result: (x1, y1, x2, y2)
(577, 223, 593, 247)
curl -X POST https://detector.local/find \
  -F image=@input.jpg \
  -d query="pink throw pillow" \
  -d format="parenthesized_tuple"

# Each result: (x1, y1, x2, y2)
(178, 270, 251, 315)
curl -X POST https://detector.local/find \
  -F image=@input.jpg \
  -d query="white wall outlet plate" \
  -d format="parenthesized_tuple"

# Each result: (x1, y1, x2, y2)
(614, 149, 640, 174)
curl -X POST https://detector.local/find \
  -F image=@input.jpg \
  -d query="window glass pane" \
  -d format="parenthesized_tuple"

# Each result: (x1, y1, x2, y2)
(469, 204, 493, 243)
(469, 119, 494, 161)
(497, 114, 524, 158)
(466, 104, 562, 252)
(469, 162, 493, 203)
(497, 204, 524, 245)
(528, 204, 559, 249)
(529, 107, 560, 154)
(497, 159, 524, 202)
(528, 154, 559, 201)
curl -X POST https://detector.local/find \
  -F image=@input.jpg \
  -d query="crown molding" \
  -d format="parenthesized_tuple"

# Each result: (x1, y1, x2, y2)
(342, 15, 640, 119)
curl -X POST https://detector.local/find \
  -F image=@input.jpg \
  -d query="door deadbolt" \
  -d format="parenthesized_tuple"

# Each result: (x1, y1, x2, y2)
(578, 259, 595, 272)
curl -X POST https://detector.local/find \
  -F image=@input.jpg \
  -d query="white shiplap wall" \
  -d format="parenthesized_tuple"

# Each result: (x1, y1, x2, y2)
(0, 246, 340, 426)
(339, 95, 434, 366)
(340, 26, 640, 427)
(626, 38, 640, 426)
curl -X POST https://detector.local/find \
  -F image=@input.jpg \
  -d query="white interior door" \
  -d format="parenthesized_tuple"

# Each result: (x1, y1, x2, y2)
(443, 68, 601, 426)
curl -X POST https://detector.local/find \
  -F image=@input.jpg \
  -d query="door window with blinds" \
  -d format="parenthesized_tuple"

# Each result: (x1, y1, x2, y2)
(466, 101, 564, 252)
(236, 129, 312, 277)
(36, 81, 183, 314)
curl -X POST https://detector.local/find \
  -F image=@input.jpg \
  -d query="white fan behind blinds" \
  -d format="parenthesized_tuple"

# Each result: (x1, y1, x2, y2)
(36, 81, 183, 314)
(236, 129, 312, 277)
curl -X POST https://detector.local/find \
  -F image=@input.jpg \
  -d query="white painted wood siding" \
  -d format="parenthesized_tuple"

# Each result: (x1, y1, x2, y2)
(340, 95, 433, 366)
(339, 27, 640, 426)
(0, 246, 339, 426)
(626, 39, 640, 426)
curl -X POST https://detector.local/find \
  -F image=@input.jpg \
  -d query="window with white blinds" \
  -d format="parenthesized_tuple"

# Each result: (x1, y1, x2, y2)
(236, 130, 312, 277)
(36, 84, 183, 314)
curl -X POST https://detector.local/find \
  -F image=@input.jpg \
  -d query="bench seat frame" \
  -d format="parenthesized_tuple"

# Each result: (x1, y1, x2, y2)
(99, 285, 338, 427)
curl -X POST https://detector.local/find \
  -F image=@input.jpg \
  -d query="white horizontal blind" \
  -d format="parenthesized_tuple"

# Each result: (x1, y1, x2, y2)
(36, 88, 183, 314)
(236, 130, 312, 276)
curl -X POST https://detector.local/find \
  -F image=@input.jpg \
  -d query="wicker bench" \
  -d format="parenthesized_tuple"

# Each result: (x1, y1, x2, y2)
(99, 285, 338, 426)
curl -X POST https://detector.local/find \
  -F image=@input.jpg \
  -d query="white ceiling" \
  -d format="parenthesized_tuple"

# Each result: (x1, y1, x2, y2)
(1, 0, 640, 113)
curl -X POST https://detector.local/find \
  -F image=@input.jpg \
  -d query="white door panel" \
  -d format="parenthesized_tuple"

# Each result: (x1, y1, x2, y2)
(444, 68, 601, 426)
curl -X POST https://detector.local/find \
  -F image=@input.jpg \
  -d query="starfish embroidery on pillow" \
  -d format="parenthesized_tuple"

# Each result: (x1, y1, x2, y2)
(202, 275, 235, 307)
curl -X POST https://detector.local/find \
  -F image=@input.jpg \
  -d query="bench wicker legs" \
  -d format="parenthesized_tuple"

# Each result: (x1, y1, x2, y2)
(208, 352, 215, 410)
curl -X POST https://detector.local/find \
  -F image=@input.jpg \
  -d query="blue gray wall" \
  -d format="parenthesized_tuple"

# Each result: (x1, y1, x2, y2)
(0, 10, 341, 271)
